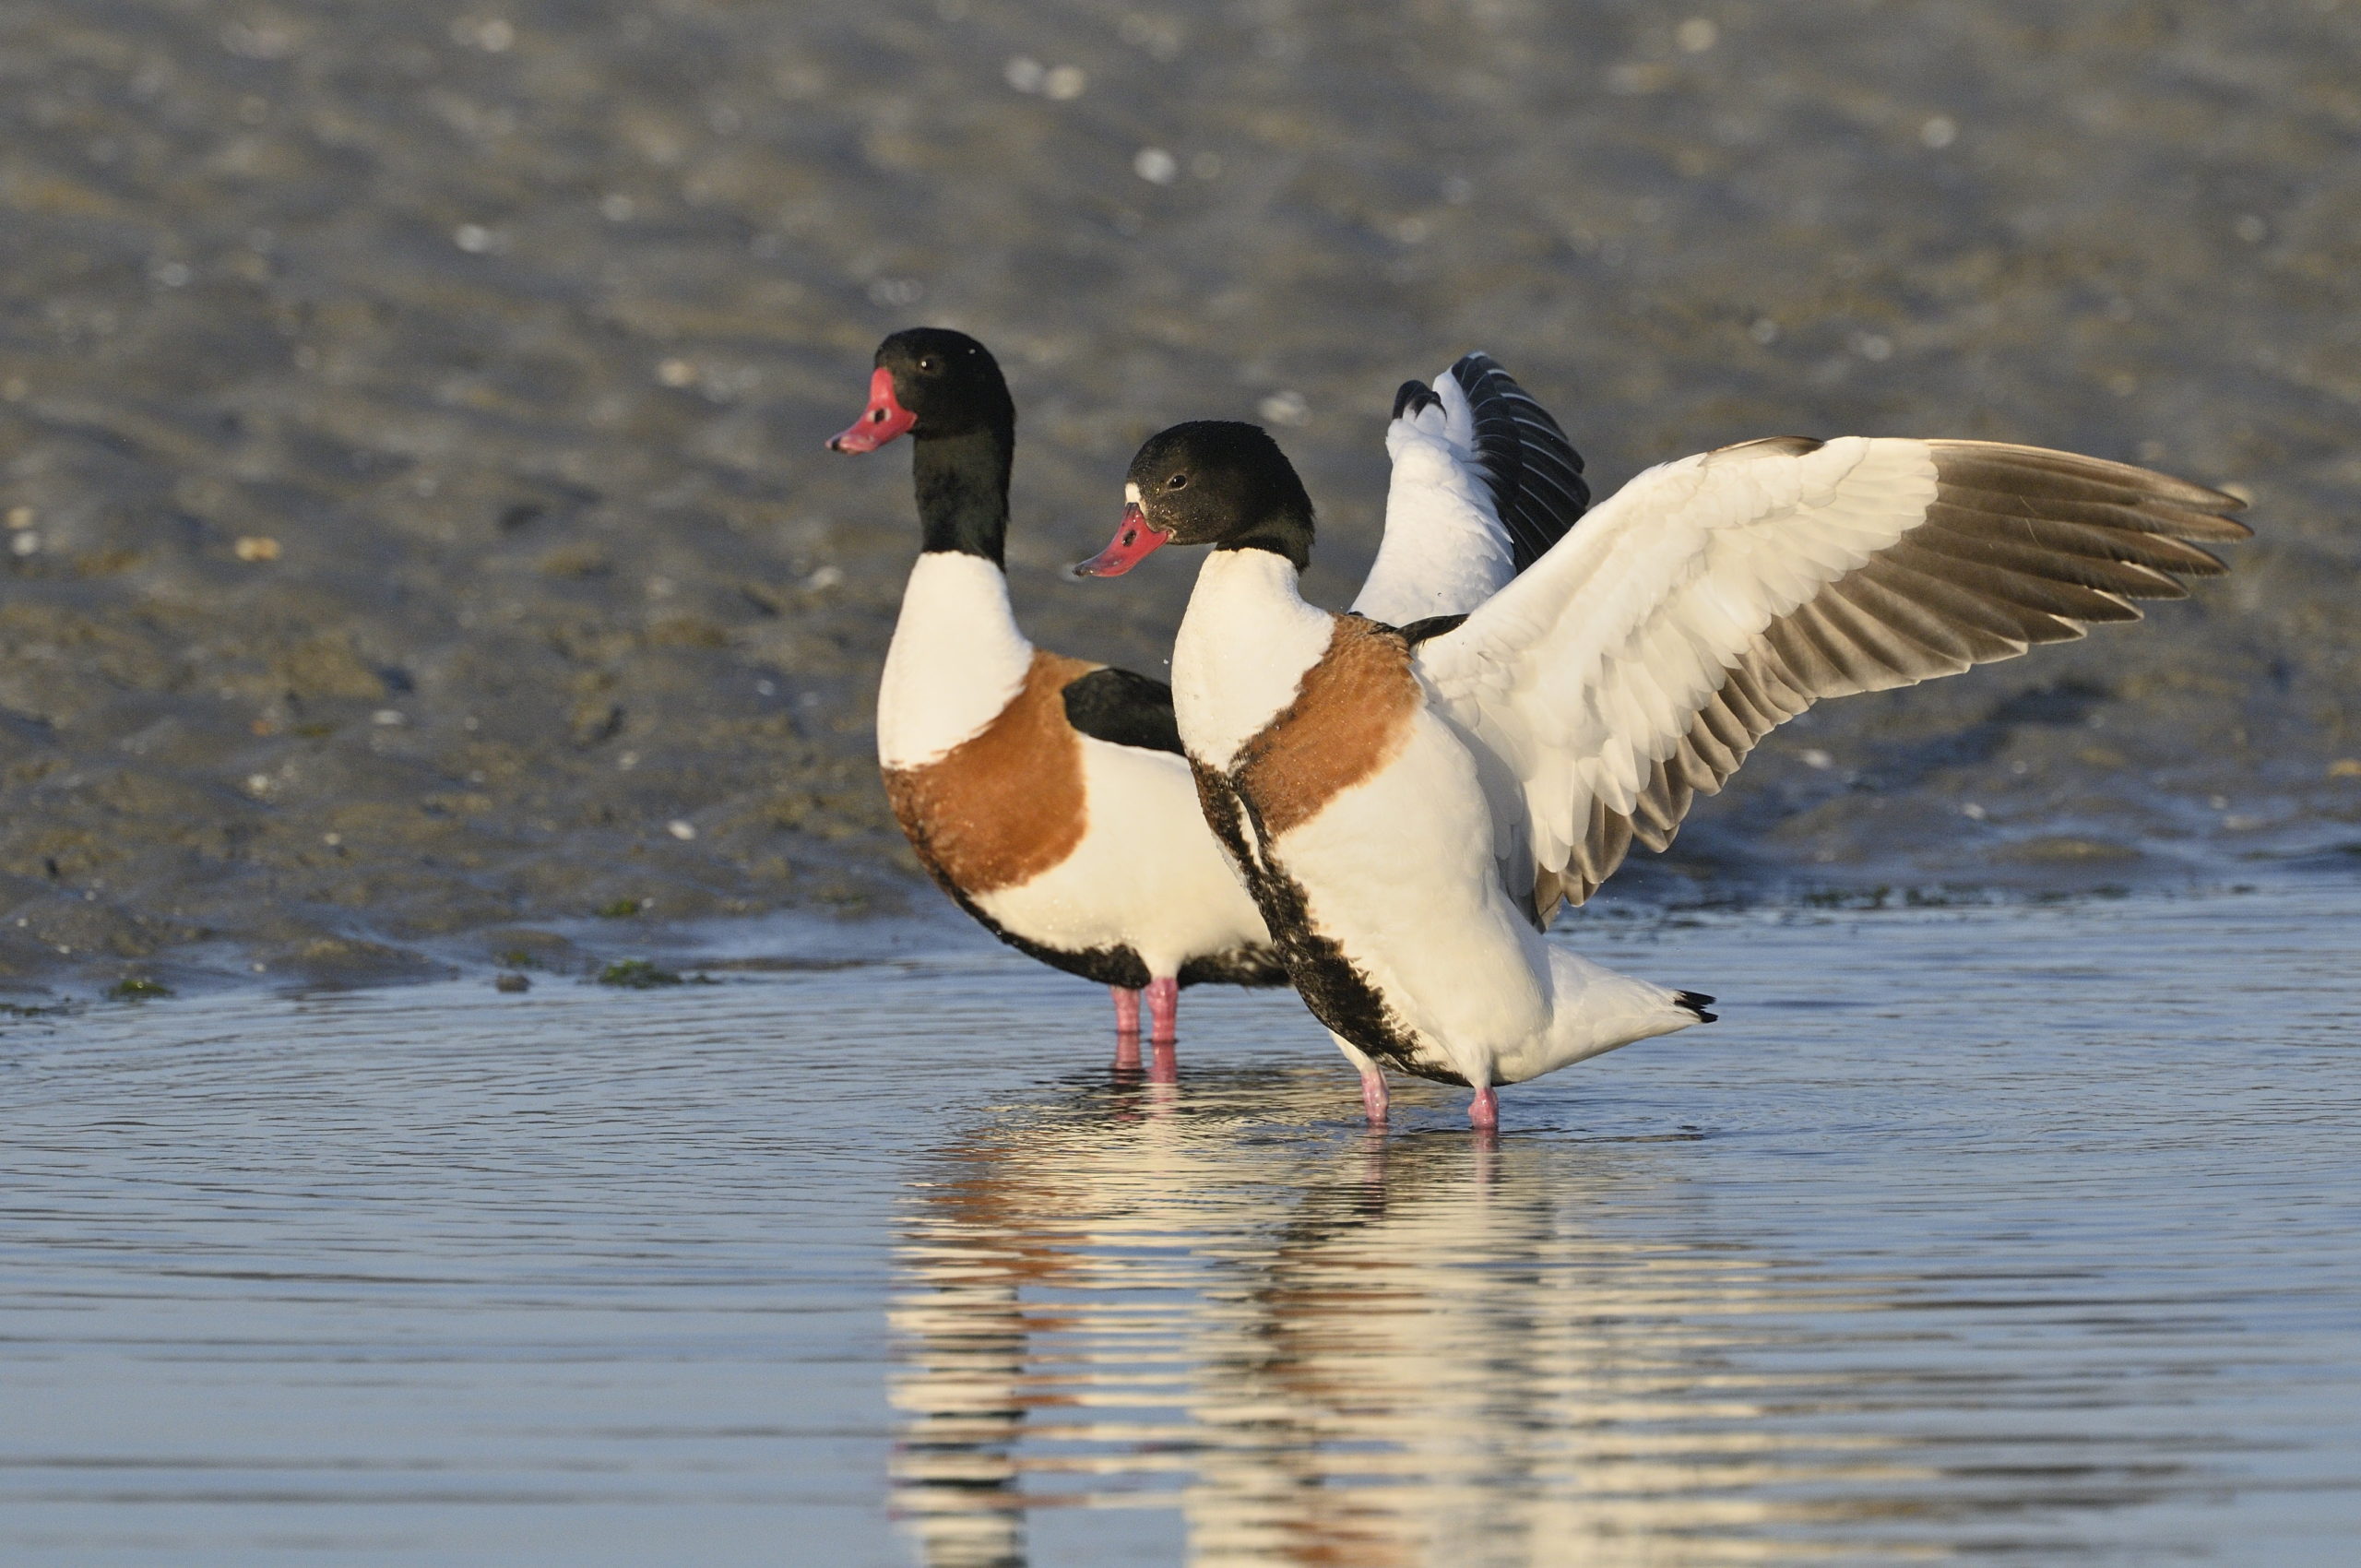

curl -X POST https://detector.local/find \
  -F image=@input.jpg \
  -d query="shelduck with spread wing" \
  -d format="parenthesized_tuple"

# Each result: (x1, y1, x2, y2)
(1076, 360, 2248, 1129)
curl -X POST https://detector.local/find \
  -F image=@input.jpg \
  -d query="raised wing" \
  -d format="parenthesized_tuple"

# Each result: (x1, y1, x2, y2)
(1414, 436, 2248, 920)
(1456, 351, 1592, 571)
(1351, 353, 1589, 624)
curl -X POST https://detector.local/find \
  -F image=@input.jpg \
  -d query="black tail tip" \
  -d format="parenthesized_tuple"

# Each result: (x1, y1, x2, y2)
(1676, 991, 1718, 1023)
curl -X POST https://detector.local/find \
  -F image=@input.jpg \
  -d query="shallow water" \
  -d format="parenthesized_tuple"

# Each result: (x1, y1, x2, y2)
(4, 885, 2358, 1566)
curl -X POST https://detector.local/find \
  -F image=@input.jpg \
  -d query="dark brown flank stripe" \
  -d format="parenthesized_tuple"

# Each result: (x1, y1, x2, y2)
(1539, 438, 2248, 916)
(1196, 615, 1463, 1081)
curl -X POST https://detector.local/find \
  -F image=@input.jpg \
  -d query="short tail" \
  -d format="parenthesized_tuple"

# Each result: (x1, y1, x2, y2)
(1513, 951, 1713, 1080)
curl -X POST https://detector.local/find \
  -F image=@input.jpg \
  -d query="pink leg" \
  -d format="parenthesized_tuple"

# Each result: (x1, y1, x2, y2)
(1147, 1039, 1178, 1085)
(1145, 977, 1179, 1046)
(1360, 1066, 1390, 1126)
(1467, 1083, 1499, 1133)
(1111, 987, 1142, 1071)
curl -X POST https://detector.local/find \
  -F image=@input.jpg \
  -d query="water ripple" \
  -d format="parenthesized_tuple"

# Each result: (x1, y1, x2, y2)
(3, 889, 2357, 1564)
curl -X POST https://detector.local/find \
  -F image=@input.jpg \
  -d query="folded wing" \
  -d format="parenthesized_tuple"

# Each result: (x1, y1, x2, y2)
(1413, 436, 2248, 920)
(1351, 353, 1589, 625)
(1061, 666, 1185, 755)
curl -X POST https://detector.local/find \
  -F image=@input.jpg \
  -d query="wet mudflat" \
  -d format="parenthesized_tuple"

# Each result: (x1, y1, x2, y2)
(4, 884, 2358, 1567)
(5, 2, 2359, 991)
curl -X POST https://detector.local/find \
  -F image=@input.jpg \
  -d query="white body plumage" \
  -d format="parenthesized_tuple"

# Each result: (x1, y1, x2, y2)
(1145, 361, 2240, 1113)
(880, 552, 1273, 984)
(1173, 549, 1701, 1090)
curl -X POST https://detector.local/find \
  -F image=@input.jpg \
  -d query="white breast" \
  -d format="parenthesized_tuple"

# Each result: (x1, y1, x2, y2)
(876, 552, 1036, 770)
(1170, 550, 1336, 771)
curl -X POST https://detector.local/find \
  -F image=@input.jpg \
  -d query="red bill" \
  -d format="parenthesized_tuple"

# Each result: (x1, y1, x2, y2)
(1071, 502, 1171, 577)
(826, 367, 917, 452)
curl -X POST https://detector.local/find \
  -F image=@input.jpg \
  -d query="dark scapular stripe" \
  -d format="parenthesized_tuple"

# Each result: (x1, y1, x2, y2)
(1060, 666, 1185, 755)
(1397, 612, 1468, 647)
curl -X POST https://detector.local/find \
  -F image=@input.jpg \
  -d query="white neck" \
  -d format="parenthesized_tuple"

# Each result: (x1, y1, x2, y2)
(1171, 548, 1336, 771)
(876, 552, 1035, 769)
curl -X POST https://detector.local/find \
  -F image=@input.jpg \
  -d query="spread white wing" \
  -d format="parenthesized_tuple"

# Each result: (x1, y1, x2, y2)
(1351, 354, 1589, 625)
(1412, 435, 2249, 919)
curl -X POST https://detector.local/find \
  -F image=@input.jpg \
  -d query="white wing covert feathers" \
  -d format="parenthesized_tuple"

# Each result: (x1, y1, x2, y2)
(1413, 436, 2249, 920)
(1352, 354, 1589, 625)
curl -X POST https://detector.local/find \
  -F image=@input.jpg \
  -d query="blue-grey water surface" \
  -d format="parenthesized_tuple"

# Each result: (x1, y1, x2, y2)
(5, 886, 2358, 1566)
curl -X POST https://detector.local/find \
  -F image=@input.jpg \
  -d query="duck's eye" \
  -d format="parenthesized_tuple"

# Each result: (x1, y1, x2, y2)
(1165, 473, 1189, 491)
(918, 356, 941, 374)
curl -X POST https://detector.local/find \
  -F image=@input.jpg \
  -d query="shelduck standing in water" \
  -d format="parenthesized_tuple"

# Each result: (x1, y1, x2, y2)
(1076, 359, 2248, 1130)
(831, 329, 1285, 1069)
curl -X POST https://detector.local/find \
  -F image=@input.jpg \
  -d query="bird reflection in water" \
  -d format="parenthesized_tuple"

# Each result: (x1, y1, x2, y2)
(887, 1065, 1948, 1568)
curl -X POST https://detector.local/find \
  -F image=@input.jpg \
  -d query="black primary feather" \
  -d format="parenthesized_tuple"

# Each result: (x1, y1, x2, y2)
(1392, 379, 1442, 420)
(1448, 352, 1590, 574)
(1062, 667, 1184, 755)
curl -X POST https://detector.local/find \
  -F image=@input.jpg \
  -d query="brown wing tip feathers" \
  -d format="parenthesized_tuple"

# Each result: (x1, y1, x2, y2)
(1553, 438, 2248, 918)
(1930, 441, 2252, 540)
